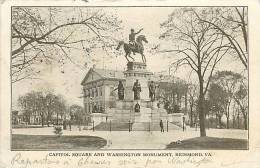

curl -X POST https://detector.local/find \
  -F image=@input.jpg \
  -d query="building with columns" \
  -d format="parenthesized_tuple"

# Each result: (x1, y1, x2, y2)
(81, 68, 125, 122)
(81, 66, 188, 123)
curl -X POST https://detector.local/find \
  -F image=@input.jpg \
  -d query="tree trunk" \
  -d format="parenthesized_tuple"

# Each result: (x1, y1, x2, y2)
(242, 111, 248, 130)
(198, 78, 206, 137)
(27, 113, 31, 125)
(47, 108, 50, 127)
(190, 105, 194, 127)
(235, 99, 247, 130)
(237, 113, 240, 129)
(41, 114, 44, 127)
(185, 93, 188, 115)
(218, 115, 222, 128)
(57, 113, 59, 125)
(226, 101, 231, 129)
(216, 114, 218, 128)
(232, 115, 235, 129)
(226, 116, 229, 129)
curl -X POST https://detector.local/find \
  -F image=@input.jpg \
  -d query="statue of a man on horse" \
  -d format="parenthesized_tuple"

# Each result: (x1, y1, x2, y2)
(116, 28, 148, 63)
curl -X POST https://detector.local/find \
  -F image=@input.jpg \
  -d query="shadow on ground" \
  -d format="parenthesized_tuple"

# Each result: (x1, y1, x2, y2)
(166, 136, 248, 150)
(12, 134, 107, 150)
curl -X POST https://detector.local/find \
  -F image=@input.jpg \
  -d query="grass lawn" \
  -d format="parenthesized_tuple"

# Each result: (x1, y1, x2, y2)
(166, 136, 248, 150)
(12, 134, 107, 150)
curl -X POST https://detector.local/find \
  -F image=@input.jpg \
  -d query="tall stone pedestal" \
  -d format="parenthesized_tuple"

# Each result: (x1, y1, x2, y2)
(124, 62, 153, 101)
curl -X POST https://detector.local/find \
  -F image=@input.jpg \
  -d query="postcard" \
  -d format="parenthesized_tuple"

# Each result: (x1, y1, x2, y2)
(1, 0, 260, 167)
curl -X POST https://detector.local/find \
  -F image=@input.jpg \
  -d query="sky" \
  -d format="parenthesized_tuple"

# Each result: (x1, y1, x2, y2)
(12, 7, 245, 109)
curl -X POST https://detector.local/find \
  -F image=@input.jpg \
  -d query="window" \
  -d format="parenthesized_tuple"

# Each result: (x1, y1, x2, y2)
(99, 87, 102, 96)
(86, 89, 89, 97)
(100, 102, 104, 113)
(85, 103, 88, 113)
(110, 86, 115, 96)
(84, 89, 89, 97)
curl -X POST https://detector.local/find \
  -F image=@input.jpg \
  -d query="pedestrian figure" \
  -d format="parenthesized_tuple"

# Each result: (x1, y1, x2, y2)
(69, 120, 72, 131)
(160, 120, 164, 132)
(182, 116, 186, 131)
(63, 120, 67, 130)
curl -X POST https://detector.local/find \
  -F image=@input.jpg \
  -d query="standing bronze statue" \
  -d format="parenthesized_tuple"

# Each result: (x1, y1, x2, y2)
(133, 79, 141, 100)
(117, 81, 124, 100)
(113, 81, 125, 100)
(116, 28, 148, 63)
(134, 103, 140, 113)
(149, 81, 156, 102)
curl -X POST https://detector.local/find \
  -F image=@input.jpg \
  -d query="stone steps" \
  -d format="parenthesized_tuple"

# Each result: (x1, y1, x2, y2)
(108, 104, 169, 124)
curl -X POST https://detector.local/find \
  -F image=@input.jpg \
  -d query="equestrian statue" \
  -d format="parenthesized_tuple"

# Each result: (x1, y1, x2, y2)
(116, 28, 148, 64)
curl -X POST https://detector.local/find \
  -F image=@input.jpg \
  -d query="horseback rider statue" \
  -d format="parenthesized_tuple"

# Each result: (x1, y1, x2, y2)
(116, 28, 148, 64)
(129, 28, 143, 55)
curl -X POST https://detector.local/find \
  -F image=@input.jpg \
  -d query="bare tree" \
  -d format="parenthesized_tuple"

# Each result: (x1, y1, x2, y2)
(160, 8, 231, 136)
(12, 7, 122, 83)
(195, 7, 248, 68)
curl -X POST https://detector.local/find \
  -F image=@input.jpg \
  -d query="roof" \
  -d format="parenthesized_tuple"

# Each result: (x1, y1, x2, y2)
(81, 68, 125, 85)
(81, 68, 183, 85)
(94, 68, 125, 79)
(151, 74, 183, 83)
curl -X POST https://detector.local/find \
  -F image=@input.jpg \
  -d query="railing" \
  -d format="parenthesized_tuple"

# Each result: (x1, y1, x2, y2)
(89, 120, 172, 132)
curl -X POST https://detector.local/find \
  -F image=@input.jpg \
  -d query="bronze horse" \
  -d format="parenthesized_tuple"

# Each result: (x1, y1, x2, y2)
(116, 35, 148, 63)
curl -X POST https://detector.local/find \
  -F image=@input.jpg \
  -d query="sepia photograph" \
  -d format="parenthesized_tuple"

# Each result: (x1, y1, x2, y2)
(10, 6, 248, 150)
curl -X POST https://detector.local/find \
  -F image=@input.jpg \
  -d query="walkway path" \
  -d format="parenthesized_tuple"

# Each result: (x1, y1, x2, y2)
(12, 126, 248, 149)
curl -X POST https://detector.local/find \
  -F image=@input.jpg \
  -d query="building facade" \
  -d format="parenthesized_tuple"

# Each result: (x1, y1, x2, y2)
(81, 68, 188, 122)
(81, 68, 126, 122)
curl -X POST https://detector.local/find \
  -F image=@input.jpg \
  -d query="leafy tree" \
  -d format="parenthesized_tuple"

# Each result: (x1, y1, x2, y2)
(17, 91, 68, 126)
(211, 71, 243, 128)
(18, 91, 46, 126)
(160, 8, 231, 136)
(208, 83, 228, 128)
(70, 104, 84, 125)
(12, 7, 122, 83)
(45, 93, 57, 126)
(18, 95, 31, 124)
(53, 95, 67, 125)
(234, 82, 248, 130)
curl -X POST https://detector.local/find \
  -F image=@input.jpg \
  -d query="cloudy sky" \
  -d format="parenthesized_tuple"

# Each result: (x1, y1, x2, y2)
(12, 7, 245, 108)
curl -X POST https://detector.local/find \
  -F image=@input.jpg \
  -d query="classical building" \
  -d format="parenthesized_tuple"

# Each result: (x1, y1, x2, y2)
(81, 68, 125, 122)
(81, 65, 188, 126)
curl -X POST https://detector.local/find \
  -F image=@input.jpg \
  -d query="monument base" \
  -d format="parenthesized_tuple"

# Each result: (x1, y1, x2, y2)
(91, 61, 182, 131)
(124, 62, 152, 101)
